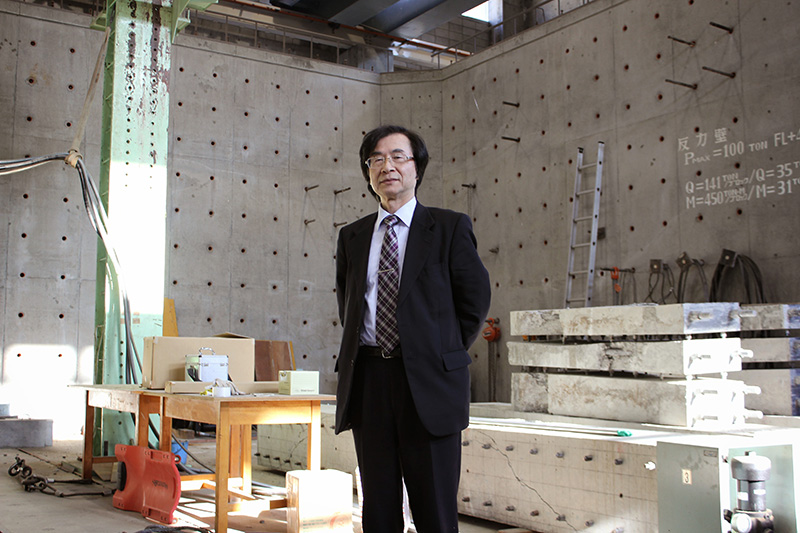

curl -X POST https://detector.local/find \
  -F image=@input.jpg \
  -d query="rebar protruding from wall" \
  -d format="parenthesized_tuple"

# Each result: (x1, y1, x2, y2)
(462, 183, 476, 189)
(333, 221, 347, 228)
(667, 35, 696, 47)
(333, 186, 351, 194)
(304, 184, 319, 192)
(665, 78, 698, 90)
(502, 100, 520, 107)
(709, 21, 734, 33)
(304, 218, 316, 225)
(501, 136, 521, 142)
(702, 66, 736, 78)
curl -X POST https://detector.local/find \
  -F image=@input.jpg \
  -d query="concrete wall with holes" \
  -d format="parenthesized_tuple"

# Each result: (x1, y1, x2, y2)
(2, 0, 799, 438)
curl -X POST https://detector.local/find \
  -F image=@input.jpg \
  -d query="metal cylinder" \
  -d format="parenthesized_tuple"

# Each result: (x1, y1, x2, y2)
(730, 452, 771, 512)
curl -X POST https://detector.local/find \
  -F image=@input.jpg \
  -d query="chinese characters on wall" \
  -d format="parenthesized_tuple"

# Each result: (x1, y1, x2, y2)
(679, 127, 800, 209)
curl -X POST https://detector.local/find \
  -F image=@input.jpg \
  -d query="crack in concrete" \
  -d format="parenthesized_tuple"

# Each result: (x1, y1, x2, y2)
(474, 430, 578, 532)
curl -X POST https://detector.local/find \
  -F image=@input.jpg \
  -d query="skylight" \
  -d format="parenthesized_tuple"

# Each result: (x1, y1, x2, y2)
(462, 1, 490, 22)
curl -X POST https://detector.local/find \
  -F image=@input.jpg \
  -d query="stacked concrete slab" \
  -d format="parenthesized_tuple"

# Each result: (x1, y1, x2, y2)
(507, 303, 774, 429)
(734, 304, 800, 416)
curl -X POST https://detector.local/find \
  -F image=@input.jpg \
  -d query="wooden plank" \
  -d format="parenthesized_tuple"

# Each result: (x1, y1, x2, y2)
(254, 340, 295, 381)
(165, 380, 279, 394)
(228, 402, 312, 426)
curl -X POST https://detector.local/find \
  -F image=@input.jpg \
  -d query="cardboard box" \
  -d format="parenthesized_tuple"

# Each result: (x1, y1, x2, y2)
(286, 470, 352, 533)
(278, 371, 319, 395)
(142, 334, 254, 389)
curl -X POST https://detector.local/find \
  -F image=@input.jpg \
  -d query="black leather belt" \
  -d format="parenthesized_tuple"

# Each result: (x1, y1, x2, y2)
(359, 345, 402, 359)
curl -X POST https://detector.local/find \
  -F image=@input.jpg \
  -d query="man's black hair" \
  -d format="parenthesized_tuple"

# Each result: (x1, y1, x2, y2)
(359, 125, 429, 201)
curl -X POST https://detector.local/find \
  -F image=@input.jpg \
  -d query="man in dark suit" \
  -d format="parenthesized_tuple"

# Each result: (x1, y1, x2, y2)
(335, 125, 491, 532)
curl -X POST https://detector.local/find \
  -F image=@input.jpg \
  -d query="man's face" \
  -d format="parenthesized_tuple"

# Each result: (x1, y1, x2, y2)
(368, 133, 418, 208)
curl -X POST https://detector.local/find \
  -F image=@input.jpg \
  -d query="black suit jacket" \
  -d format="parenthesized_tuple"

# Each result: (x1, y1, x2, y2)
(334, 202, 491, 437)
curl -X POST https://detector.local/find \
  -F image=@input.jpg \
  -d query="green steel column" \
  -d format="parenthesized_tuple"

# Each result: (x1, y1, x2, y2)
(93, 0, 172, 451)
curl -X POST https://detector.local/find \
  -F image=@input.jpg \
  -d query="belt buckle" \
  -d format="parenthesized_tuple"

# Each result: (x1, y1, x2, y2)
(381, 349, 392, 359)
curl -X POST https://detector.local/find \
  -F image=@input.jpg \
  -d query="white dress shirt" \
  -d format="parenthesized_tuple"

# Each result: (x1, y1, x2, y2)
(359, 197, 417, 347)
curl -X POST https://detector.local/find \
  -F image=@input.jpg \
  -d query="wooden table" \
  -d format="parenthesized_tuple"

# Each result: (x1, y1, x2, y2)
(80, 385, 161, 481)
(79, 385, 334, 532)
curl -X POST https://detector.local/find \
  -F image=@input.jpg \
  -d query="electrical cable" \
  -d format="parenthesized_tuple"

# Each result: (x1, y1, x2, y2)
(1, 153, 143, 385)
(709, 251, 767, 304)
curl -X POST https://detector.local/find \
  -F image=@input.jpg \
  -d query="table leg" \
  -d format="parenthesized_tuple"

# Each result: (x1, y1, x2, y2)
(83, 391, 94, 480)
(307, 401, 321, 470)
(137, 395, 160, 448)
(216, 405, 231, 533)
(159, 400, 173, 452)
(241, 424, 252, 494)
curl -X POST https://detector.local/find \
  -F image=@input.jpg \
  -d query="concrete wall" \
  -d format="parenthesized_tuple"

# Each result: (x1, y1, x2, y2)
(1, 0, 799, 437)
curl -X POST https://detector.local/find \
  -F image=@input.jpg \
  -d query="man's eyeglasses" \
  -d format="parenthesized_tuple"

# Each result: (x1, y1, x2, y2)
(364, 153, 414, 169)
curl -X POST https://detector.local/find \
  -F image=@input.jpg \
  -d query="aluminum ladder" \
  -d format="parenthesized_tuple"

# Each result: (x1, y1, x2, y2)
(565, 142, 604, 308)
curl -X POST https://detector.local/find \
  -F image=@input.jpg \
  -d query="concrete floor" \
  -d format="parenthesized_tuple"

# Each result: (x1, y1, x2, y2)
(0, 439, 515, 533)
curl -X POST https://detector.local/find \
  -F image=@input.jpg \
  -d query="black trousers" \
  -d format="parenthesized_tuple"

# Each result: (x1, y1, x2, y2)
(351, 353, 462, 533)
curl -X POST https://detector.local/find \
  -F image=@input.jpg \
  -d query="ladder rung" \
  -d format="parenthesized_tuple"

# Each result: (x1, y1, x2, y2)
(576, 189, 596, 195)
(572, 242, 591, 248)
(570, 270, 590, 275)
(574, 215, 593, 222)
(579, 163, 597, 170)
(567, 297, 586, 303)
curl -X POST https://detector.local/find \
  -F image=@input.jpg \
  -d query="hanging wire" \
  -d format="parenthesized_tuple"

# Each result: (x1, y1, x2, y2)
(1, 153, 142, 383)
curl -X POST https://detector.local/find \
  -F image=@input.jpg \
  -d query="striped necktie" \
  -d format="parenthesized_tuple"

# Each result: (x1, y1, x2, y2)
(375, 215, 400, 353)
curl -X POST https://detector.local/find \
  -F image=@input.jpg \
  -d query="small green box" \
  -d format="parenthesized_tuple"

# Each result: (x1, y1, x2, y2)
(278, 371, 319, 395)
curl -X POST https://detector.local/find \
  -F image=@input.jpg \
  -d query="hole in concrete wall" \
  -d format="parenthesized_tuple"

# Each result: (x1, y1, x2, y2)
(18, 312, 24, 318)
(696, 214, 703, 221)
(737, 208, 743, 215)
(173, 243, 179, 249)
(30, 41, 36, 46)
(179, 67, 184, 72)
(213, 73, 218, 78)
(26, 116, 32, 122)
(176, 137, 181, 141)
(244, 111, 249, 117)
(622, 25, 628, 31)
(211, 107, 216, 112)
(21, 233, 27, 238)
(662, 221, 668, 226)
(630, 226, 635, 231)
(61, 236, 67, 241)
(241, 248, 246, 253)
(20, 272, 25, 277)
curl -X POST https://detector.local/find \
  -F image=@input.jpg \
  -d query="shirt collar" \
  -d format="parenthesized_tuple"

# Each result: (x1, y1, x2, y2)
(377, 197, 416, 229)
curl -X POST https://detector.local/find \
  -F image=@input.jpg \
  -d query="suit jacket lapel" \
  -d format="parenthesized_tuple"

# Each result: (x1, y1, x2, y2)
(398, 203, 434, 306)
